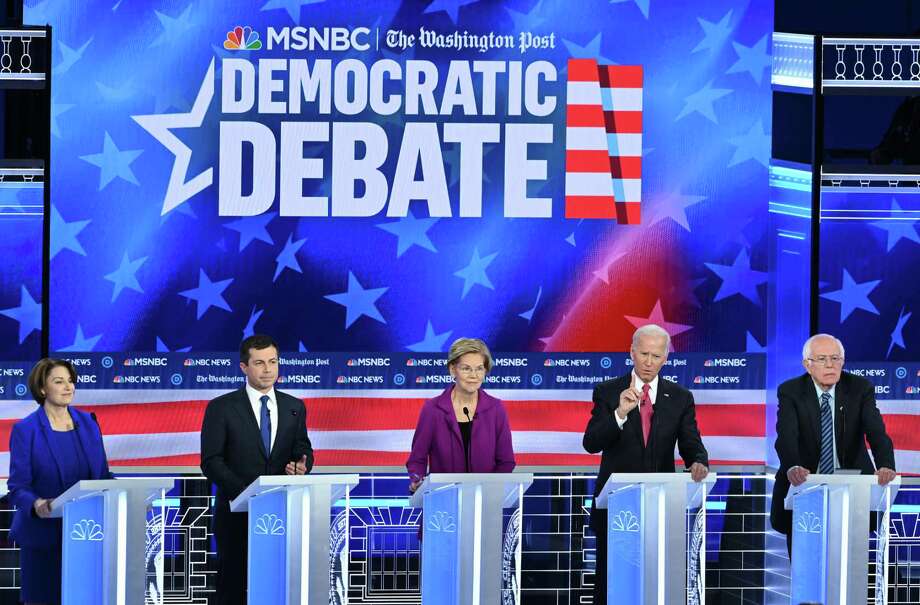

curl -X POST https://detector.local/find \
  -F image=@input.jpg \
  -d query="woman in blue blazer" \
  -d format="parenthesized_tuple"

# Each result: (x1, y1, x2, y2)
(7, 359, 112, 605)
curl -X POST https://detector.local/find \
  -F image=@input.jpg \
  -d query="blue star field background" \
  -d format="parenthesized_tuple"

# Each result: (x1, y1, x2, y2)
(818, 190, 920, 362)
(0, 0, 781, 357)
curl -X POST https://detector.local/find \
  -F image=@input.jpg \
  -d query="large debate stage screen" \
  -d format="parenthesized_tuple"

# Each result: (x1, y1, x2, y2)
(35, 0, 772, 354)
(3, 0, 797, 471)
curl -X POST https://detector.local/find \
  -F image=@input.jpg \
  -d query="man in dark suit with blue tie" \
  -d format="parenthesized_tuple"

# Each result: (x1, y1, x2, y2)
(201, 334, 314, 605)
(770, 333, 896, 557)
(583, 324, 709, 604)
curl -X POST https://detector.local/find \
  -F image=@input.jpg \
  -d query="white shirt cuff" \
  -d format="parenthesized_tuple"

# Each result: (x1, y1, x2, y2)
(614, 410, 628, 429)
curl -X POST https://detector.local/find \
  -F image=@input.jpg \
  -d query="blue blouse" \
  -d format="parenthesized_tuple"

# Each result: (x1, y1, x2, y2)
(45, 428, 92, 495)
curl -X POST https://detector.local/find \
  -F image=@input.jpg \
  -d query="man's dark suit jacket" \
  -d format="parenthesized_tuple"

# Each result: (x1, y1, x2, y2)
(200, 387, 314, 604)
(200, 387, 314, 509)
(770, 372, 895, 535)
(583, 372, 709, 529)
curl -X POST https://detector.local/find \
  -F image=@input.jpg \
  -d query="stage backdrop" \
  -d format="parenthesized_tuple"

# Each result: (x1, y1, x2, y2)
(6, 0, 796, 472)
(31, 0, 772, 354)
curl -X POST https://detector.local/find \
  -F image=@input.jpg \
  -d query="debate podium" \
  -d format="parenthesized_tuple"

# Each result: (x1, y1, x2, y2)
(230, 474, 360, 605)
(784, 473, 901, 604)
(410, 472, 534, 605)
(50, 478, 176, 605)
(596, 472, 717, 604)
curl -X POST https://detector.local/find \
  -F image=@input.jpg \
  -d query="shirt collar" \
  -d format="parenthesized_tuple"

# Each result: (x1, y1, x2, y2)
(246, 382, 275, 405)
(812, 380, 836, 400)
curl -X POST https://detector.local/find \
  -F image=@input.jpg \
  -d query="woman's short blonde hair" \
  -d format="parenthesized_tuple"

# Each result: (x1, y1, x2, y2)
(447, 338, 493, 372)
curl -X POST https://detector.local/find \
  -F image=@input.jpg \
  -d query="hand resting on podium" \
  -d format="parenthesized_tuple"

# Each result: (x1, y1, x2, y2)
(787, 464, 897, 486)
(285, 454, 309, 475)
(688, 461, 709, 482)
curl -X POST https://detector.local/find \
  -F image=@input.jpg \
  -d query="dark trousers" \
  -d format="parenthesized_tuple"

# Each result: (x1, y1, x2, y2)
(591, 514, 607, 604)
(20, 544, 62, 605)
(213, 507, 248, 605)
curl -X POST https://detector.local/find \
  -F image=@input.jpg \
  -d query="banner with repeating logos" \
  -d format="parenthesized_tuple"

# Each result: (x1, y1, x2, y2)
(0, 352, 765, 473)
(3, 355, 919, 474)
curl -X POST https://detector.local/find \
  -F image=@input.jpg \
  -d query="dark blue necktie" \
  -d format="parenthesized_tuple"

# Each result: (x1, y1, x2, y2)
(818, 392, 834, 474)
(260, 394, 272, 456)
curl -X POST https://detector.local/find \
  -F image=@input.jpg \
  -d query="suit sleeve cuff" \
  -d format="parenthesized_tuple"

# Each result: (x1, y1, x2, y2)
(614, 411, 628, 429)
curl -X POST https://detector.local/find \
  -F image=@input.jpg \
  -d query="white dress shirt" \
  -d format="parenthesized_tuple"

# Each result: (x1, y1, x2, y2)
(615, 371, 659, 429)
(246, 383, 278, 452)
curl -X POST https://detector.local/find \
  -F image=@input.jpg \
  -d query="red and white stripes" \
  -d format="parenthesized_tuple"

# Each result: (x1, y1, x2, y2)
(565, 59, 643, 222)
(2, 390, 916, 476)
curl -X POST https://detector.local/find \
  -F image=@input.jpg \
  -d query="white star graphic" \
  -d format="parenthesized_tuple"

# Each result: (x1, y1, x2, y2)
(132, 59, 215, 215)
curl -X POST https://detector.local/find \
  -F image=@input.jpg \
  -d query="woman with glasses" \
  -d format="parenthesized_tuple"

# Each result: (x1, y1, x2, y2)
(407, 337, 515, 493)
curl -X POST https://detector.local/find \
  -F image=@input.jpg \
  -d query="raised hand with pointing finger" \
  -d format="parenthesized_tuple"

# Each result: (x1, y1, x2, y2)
(616, 386, 642, 420)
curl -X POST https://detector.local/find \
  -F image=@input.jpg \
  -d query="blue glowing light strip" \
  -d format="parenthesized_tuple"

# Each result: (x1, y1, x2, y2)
(769, 165, 812, 193)
(768, 202, 811, 218)
(581, 499, 728, 510)
(891, 504, 920, 513)
(152, 498, 180, 507)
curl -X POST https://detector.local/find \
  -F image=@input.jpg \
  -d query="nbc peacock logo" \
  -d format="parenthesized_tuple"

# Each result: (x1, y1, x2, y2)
(224, 26, 262, 51)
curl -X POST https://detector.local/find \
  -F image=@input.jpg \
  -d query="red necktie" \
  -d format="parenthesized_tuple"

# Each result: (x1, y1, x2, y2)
(640, 383, 653, 445)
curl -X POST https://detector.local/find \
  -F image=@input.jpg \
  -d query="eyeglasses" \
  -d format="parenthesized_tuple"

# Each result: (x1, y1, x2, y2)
(457, 365, 486, 376)
(807, 355, 844, 366)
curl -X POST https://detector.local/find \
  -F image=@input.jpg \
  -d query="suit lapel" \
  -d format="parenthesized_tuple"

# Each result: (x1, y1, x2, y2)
(444, 388, 463, 442)
(71, 411, 100, 479)
(234, 389, 268, 460)
(628, 405, 645, 447)
(445, 408, 462, 446)
(833, 378, 847, 466)
(272, 394, 292, 460)
(649, 379, 670, 446)
(801, 375, 820, 445)
(36, 409, 66, 487)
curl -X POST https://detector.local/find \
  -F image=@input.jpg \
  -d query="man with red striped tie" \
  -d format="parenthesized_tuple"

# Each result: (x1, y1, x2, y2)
(583, 324, 709, 604)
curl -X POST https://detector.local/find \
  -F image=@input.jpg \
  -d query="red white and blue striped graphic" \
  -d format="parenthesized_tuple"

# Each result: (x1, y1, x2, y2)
(565, 59, 643, 222)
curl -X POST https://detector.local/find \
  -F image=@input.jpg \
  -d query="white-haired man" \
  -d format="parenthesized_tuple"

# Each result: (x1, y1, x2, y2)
(583, 324, 709, 604)
(770, 333, 896, 556)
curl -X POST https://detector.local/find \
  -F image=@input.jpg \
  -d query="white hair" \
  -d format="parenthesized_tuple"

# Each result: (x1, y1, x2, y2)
(632, 324, 671, 350)
(802, 333, 845, 360)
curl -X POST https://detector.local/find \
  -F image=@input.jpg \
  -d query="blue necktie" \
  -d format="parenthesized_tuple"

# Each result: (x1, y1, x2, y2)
(818, 392, 834, 474)
(260, 394, 272, 456)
